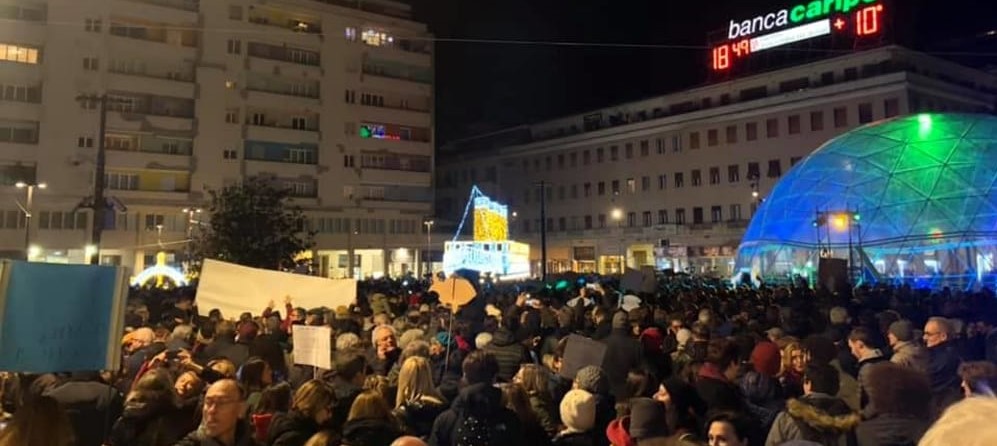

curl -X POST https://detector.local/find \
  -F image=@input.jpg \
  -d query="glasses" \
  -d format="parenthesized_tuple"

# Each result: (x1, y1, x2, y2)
(204, 397, 240, 409)
(924, 332, 941, 337)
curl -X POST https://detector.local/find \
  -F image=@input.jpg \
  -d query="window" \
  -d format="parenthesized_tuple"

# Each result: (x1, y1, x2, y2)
(226, 39, 241, 55)
(884, 98, 900, 118)
(343, 155, 355, 167)
(658, 174, 667, 190)
(610, 146, 618, 161)
(746, 122, 758, 141)
(640, 140, 649, 157)
(77, 136, 94, 148)
(557, 154, 565, 168)
(768, 159, 782, 178)
(291, 117, 307, 130)
(691, 169, 702, 187)
(656, 138, 664, 154)
(672, 135, 682, 152)
(0, 120, 38, 143)
(788, 115, 801, 134)
(596, 148, 604, 163)
(658, 210, 668, 225)
(598, 214, 606, 228)
(225, 109, 239, 124)
(810, 111, 824, 131)
(583, 150, 591, 165)
(223, 149, 238, 159)
(251, 112, 265, 126)
(85, 18, 102, 32)
(642, 211, 652, 227)
(626, 178, 635, 194)
(83, 57, 99, 71)
(675, 209, 686, 225)
(611, 180, 620, 195)
(625, 143, 633, 159)
(597, 182, 605, 196)
(834, 107, 848, 127)
(105, 172, 139, 190)
(858, 102, 873, 124)
(729, 204, 742, 221)
(569, 152, 577, 167)
(557, 186, 565, 200)
(726, 125, 737, 143)
(0, 83, 39, 103)
(627, 212, 636, 228)
(144, 214, 165, 230)
(584, 215, 592, 229)
(690, 132, 700, 149)
(674, 172, 684, 188)
(545, 156, 551, 171)
(711, 206, 723, 223)
(584, 183, 592, 197)
(693, 207, 704, 224)
(747, 162, 760, 179)
(570, 184, 578, 199)
(766, 118, 779, 138)
(345, 27, 357, 41)
(707, 129, 718, 146)
(0, 44, 39, 64)
(641, 176, 650, 191)
(728, 165, 740, 183)
(709, 167, 720, 185)
(558, 217, 566, 231)
(229, 5, 243, 20)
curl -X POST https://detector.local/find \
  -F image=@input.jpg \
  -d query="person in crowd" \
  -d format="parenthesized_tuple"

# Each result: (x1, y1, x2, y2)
(602, 312, 644, 401)
(241, 357, 274, 415)
(341, 390, 403, 446)
(886, 320, 928, 374)
(615, 369, 656, 417)
(780, 340, 807, 398)
(687, 323, 711, 362)
(515, 363, 559, 434)
(741, 341, 785, 428)
(552, 389, 597, 446)
(252, 382, 292, 443)
(203, 321, 251, 368)
(653, 377, 706, 444)
(671, 327, 694, 375)
(847, 327, 888, 412)
(957, 360, 997, 397)
(627, 398, 670, 445)
(918, 397, 997, 446)
(394, 356, 448, 439)
(803, 335, 859, 411)
(303, 430, 339, 446)
(429, 332, 464, 386)
(854, 362, 932, 446)
(573, 366, 616, 446)
(475, 332, 493, 350)
(267, 380, 336, 446)
(174, 379, 258, 446)
(484, 315, 532, 382)
(369, 325, 401, 377)
(705, 412, 753, 446)
(44, 370, 124, 446)
(328, 351, 367, 431)
(922, 317, 963, 415)
(501, 382, 552, 446)
(765, 364, 858, 446)
(108, 369, 192, 446)
(696, 339, 746, 413)
(0, 395, 75, 446)
(591, 307, 612, 341)
(429, 350, 523, 446)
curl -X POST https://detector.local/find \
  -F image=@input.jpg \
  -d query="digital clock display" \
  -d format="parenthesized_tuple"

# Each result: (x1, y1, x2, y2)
(711, 0, 886, 72)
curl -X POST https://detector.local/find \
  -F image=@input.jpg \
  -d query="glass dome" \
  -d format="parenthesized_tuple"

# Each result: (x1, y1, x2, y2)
(736, 113, 997, 287)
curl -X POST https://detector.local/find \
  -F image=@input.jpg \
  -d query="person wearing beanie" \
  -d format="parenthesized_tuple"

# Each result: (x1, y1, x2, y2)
(602, 312, 644, 401)
(475, 332, 493, 350)
(553, 389, 597, 446)
(573, 366, 616, 446)
(628, 398, 669, 442)
(740, 341, 785, 428)
(887, 320, 928, 375)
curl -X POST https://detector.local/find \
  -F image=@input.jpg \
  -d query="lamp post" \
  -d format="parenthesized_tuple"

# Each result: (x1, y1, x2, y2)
(15, 181, 46, 260)
(181, 207, 202, 271)
(611, 208, 624, 273)
(423, 219, 434, 277)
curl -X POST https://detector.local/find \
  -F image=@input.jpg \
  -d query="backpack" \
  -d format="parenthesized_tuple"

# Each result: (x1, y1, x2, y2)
(454, 412, 512, 446)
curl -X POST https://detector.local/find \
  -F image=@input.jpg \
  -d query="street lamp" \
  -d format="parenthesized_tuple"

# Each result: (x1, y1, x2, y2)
(15, 181, 46, 260)
(611, 208, 624, 273)
(181, 207, 202, 272)
(423, 219, 434, 277)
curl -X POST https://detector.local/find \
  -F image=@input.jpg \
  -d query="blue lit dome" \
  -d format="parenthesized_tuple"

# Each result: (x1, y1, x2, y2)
(736, 113, 997, 285)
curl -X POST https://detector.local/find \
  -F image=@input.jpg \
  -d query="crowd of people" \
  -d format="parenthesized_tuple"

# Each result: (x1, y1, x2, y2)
(3, 274, 997, 446)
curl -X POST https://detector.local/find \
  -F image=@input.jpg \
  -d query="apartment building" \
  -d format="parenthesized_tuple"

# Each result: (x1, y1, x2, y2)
(0, 0, 434, 279)
(437, 46, 997, 276)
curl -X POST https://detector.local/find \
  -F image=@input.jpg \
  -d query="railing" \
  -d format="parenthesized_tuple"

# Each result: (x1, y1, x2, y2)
(310, 0, 410, 20)
(248, 16, 322, 34)
(248, 121, 319, 132)
(248, 43, 320, 67)
(109, 66, 195, 83)
(123, 0, 199, 12)
(362, 64, 432, 85)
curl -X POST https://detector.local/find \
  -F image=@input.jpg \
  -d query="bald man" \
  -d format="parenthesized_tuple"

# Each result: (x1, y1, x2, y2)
(391, 436, 428, 446)
(175, 379, 257, 446)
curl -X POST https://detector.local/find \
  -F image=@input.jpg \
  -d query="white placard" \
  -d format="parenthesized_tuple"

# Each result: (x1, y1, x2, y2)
(197, 259, 356, 319)
(292, 325, 332, 370)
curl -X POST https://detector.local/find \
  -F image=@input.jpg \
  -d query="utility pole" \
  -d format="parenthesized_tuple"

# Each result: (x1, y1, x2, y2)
(537, 181, 549, 282)
(76, 94, 110, 265)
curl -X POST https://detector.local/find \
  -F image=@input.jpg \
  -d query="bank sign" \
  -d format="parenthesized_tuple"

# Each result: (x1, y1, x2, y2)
(712, 0, 885, 71)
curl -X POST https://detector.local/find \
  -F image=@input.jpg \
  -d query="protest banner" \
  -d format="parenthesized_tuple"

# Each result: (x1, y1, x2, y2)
(0, 261, 128, 373)
(559, 334, 608, 379)
(291, 325, 332, 370)
(197, 259, 356, 319)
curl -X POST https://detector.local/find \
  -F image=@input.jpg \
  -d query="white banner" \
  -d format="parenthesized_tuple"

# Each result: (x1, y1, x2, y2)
(291, 325, 332, 369)
(197, 259, 356, 319)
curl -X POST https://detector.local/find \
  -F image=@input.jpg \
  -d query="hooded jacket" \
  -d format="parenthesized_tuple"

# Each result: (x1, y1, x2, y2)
(428, 382, 523, 446)
(765, 394, 860, 446)
(266, 411, 321, 446)
(45, 376, 124, 446)
(483, 328, 530, 382)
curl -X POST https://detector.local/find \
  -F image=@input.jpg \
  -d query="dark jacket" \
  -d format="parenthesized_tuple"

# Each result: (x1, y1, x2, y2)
(266, 411, 320, 446)
(592, 321, 612, 341)
(174, 422, 260, 446)
(327, 378, 362, 432)
(394, 397, 449, 439)
(740, 371, 784, 430)
(528, 392, 559, 435)
(367, 347, 401, 377)
(45, 378, 124, 446)
(695, 362, 745, 413)
(926, 341, 962, 415)
(342, 417, 404, 446)
(601, 329, 644, 401)
(483, 328, 530, 383)
(765, 394, 860, 446)
(428, 382, 524, 446)
(856, 353, 889, 411)
(108, 398, 191, 446)
(552, 431, 596, 446)
(201, 337, 250, 367)
(854, 413, 929, 446)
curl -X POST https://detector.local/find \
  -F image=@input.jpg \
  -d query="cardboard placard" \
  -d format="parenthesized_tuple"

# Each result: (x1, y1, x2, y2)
(559, 334, 608, 379)
(291, 325, 332, 370)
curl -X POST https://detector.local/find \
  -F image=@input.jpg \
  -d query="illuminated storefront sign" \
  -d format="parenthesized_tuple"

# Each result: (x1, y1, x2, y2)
(728, 0, 879, 38)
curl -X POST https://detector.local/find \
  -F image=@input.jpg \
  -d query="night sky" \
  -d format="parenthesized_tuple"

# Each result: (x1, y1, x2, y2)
(408, 0, 997, 145)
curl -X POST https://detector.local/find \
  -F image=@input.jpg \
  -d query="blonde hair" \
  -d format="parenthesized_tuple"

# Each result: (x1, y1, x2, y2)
(0, 396, 74, 446)
(303, 431, 336, 446)
(292, 380, 336, 419)
(395, 356, 445, 408)
(348, 390, 394, 422)
(781, 341, 803, 376)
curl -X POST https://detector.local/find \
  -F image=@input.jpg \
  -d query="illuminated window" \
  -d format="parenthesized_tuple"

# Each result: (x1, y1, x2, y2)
(359, 123, 387, 139)
(361, 29, 393, 47)
(0, 44, 38, 64)
(626, 178, 635, 194)
(344, 27, 357, 41)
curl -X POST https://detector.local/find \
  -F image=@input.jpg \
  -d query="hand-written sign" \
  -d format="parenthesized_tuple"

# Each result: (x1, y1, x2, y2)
(292, 325, 332, 370)
(0, 261, 127, 373)
(559, 334, 608, 380)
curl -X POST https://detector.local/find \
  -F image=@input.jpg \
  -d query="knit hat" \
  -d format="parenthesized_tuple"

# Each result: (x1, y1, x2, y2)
(475, 332, 493, 349)
(640, 328, 665, 354)
(574, 366, 609, 396)
(612, 311, 630, 329)
(675, 328, 692, 348)
(751, 341, 782, 377)
(628, 397, 669, 440)
(889, 320, 914, 342)
(560, 389, 597, 432)
(435, 331, 456, 347)
(606, 416, 633, 446)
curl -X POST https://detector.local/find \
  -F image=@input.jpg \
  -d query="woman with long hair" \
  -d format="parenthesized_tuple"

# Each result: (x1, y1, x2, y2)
(502, 383, 552, 446)
(108, 368, 193, 446)
(515, 363, 559, 435)
(392, 356, 447, 439)
(0, 395, 74, 446)
(267, 379, 336, 446)
(780, 340, 806, 398)
(342, 391, 403, 446)
(240, 357, 274, 414)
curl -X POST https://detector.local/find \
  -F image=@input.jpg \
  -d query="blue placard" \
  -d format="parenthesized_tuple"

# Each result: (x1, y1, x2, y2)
(0, 261, 123, 372)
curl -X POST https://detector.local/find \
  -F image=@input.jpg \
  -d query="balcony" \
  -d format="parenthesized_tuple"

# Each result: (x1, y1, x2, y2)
(311, 0, 411, 20)
(0, 4, 45, 22)
(246, 74, 320, 103)
(121, 0, 198, 12)
(247, 8, 321, 35)
(248, 42, 320, 67)
(107, 72, 195, 99)
(109, 21, 198, 48)
(362, 62, 432, 86)
(246, 124, 320, 145)
(360, 169, 430, 187)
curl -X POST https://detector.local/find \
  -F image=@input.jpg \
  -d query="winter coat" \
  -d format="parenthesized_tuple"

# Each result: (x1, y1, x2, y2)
(266, 411, 321, 446)
(854, 413, 929, 446)
(45, 379, 124, 446)
(367, 346, 400, 378)
(394, 397, 449, 439)
(428, 382, 524, 446)
(830, 359, 860, 411)
(108, 398, 191, 446)
(553, 430, 596, 446)
(889, 341, 928, 375)
(201, 338, 250, 368)
(601, 329, 644, 401)
(592, 322, 612, 341)
(592, 393, 617, 446)
(341, 417, 404, 446)
(483, 328, 531, 382)
(765, 394, 860, 446)
(174, 421, 260, 446)
(327, 378, 362, 432)
(926, 341, 962, 415)
(695, 363, 746, 413)
(528, 392, 559, 435)
(856, 353, 889, 411)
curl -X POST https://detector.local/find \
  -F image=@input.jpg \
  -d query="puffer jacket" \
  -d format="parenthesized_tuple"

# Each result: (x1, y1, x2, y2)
(483, 328, 530, 382)
(765, 394, 860, 446)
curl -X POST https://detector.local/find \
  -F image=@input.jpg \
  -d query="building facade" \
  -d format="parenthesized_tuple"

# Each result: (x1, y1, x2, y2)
(437, 46, 997, 277)
(0, 0, 434, 279)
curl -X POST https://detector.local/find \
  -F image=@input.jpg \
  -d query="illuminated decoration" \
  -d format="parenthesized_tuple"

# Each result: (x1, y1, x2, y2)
(736, 114, 997, 287)
(711, 0, 884, 72)
(131, 251, 188, 288)
(361, 29, 394, 47)
(443, 186, 530, 280)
